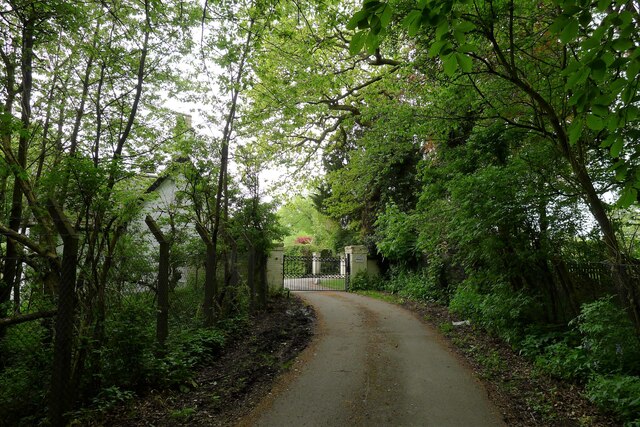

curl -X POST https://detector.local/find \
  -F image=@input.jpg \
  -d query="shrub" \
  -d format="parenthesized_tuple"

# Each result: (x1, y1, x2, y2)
(0, 321, 52, 425)
(150, 328, 227, 387)
(170, 283, 205, 329)
(480, 283, 534, 343)
(534, 340, 590, 380)
(533, 297, 640, 382)
(349, 271, 381, 291)
(398, 269, 448, 302)
(448, 281, 484, 320)
(366, 266, 450, 303)
(449, 277, 534, 343)
(518, 327, 566, 360)
(572, 297, 640, 374)
(100, 301, 156, 389)
(585, 374, 640, 424)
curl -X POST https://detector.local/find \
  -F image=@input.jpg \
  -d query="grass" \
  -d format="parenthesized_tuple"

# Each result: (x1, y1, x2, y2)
(323, 278, 347, 290)
(285, 277, 347, 291)
(170, 407, 196, 421)
(354, 290, 404, 304)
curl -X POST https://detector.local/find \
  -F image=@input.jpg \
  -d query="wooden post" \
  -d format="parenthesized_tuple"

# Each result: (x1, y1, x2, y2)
(258, 251, 267, 308)
(247, 246, 256, 311)
(145, 215, 169, 347)
(196, 222, 216, 326)
(47, 200, 79, 427)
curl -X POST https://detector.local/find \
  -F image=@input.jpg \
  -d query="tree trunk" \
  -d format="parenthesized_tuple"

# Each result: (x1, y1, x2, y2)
(1, 17, 35, 319)
(485, 23, 640, 328)
(569, 154, 640, 328)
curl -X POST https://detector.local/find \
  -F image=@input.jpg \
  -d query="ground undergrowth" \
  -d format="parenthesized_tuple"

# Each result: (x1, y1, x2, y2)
(356, 290, 619, 427)
(87, 295, 315, 426)
(77, 287, 624, 427)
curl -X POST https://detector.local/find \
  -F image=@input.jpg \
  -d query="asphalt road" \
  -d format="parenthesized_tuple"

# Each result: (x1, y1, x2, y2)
(243, 291, 504, 427)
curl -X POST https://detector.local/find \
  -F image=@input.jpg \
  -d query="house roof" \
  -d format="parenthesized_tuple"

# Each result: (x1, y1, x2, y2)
(145, 157, 190, 194)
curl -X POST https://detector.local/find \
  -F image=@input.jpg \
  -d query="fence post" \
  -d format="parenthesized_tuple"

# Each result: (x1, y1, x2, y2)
(345, 253, 351, 290)
(196, 222, 216, 326)
(247, 246, 256, 311)
(259, 251, 268, 308)
(344, 246, 368, 277)
(145, 215, 169, 347)
(47, 200, 79, 427)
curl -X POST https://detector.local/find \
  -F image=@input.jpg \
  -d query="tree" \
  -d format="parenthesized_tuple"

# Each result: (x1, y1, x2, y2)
(0, 1, 201, 418)
(347, 0, 640, 326)
(278, 196, 349, 253)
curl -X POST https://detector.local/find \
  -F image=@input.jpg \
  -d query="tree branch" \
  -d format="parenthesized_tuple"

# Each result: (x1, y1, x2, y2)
(0, 222, 56, 258)
(0, 309, 57, 327)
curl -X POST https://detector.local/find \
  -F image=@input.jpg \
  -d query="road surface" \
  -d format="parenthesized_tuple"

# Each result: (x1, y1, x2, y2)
(242, 291, 504, 427)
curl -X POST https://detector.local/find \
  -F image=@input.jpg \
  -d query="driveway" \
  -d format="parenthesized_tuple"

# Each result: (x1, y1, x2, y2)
(241, 291, 504, 427)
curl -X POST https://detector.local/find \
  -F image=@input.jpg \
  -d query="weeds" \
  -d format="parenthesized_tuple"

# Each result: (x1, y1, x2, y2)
(170, 407, 197, 421)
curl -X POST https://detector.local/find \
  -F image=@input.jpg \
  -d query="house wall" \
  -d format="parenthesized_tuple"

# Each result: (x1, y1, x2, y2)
(134, 176, 193, 286)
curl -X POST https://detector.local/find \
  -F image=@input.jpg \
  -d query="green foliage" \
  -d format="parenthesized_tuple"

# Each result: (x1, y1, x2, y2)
(533, 297, 640, 383)
(476, 349, 505, 378)
(449, 277, 535, 344)
(83, 302, 229, 414)
(448, 281, 483, 320)
(170, 407, 197, 421)
(0, 322, 52, 425)
(518, 327, 567, 360)
(169, 283, 206, 328)
(230, 197, 286, 254)
(350, 267, 450, 303)
(375, 203, 418, 262)
(573, 297, 640, 374)
(107, 233, 156, 289)
(585, 375, 640, 424)
(153, 328, 226, 387)
(348, 0, 640, 206)
(282, 250, 312, 277)
(284, 244, 319, 258)
(349, 271, 384, 291)
(534, 340, 591, 381)
(278, 196, 347, 254)
(320, 101, 422, 237)
(100, 300, 157, 389)
(88, 386, 136, 413)
(384, 267, 448, 303)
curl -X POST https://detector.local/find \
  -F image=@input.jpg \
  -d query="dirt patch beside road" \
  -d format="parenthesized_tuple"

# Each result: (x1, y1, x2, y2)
(96, 290, 617, 427)
(100, 295, 315, 426)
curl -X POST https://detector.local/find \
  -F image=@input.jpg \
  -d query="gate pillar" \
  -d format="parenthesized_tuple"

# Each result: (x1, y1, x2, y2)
(312, 252, 322, 275)
(344, 245, 368, 277)
(267, 243, 285, 290)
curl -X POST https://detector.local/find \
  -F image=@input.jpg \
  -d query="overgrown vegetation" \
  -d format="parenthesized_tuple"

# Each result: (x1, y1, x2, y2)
(240, 0, 640, 423)
(0, 0, 284, 424)
(2, 0, 640, 424)
(354, 270, 640, 424)
(278, 196, 355, 256)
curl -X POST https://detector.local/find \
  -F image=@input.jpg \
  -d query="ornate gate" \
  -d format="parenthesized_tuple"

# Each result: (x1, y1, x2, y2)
(283, 254, 350, 291)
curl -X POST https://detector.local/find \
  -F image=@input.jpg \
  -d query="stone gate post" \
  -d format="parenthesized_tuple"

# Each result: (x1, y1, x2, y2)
(344, 245, 368, 277)
(312, 252, 322, 275)
(266, 243, 285, 290)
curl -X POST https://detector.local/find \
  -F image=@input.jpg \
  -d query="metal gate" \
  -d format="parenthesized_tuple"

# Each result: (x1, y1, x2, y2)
(283, 254, 350, 291)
